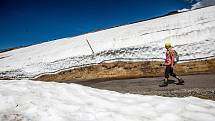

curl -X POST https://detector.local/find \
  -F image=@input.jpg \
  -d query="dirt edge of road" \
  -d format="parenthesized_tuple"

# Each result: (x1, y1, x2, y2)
(35, 58, 215, 82)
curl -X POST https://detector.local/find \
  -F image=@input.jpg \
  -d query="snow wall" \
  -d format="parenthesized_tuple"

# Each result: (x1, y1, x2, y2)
(0, 6, 215, 78)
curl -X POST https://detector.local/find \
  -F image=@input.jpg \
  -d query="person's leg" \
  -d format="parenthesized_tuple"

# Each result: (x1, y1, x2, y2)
(170, 67, 178, 78)
(170, 67, 184, 84)
(164, 69, 169, 83)
(159, 66, 170, 87)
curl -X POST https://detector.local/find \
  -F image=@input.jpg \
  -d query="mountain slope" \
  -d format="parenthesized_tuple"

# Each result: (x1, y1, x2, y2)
(0, 6, 215, 79)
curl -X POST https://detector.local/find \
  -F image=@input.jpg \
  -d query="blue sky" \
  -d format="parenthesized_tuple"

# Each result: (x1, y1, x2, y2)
(0, 0, 194, 49)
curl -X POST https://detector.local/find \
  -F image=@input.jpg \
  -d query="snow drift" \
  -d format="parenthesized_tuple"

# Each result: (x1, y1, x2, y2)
(0, 80, 215, 121)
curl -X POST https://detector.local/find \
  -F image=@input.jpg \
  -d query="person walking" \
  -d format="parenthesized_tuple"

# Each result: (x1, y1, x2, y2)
(159, 42, 184, 87)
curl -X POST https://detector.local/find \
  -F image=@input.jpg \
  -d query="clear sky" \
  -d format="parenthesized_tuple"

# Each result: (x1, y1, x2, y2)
(0, 0, 194, 49)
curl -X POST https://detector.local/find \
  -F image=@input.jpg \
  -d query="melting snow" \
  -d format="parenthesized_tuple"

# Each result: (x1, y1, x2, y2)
(0, 80, 215, 121)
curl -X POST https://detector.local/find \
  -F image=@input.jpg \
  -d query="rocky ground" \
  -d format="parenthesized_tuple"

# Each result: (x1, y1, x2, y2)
(69, 73, 215, 101)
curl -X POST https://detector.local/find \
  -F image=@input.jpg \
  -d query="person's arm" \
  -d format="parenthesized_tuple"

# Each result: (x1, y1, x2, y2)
(160, 51, 171, 66)
(170, 50, 174, 67)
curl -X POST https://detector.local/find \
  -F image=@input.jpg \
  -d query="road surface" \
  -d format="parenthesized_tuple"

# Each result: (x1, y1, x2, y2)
(72, 73, 215, 100)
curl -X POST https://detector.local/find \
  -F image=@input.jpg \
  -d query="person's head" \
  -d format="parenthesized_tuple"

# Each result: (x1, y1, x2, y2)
(165, 42, 172, 49)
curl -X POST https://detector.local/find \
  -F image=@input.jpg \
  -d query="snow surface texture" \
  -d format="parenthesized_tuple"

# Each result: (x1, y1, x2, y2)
(191, 0, 215, 10)
(178, 0, 215, 12)
(0, 6, 215, 78)
(0, 80, 215, 121)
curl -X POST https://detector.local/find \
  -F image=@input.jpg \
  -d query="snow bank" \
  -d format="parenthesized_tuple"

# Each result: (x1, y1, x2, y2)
(0, 6, 215, 78)
(0, 80, 215, 121)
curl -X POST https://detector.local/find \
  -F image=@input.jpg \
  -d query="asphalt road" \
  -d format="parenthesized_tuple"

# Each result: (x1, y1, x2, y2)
(73, 73, 215, 100)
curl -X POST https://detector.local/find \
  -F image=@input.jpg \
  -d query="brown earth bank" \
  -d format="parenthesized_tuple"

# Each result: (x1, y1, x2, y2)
(70, 74, 215, 101)
(35, 58, 215, 82)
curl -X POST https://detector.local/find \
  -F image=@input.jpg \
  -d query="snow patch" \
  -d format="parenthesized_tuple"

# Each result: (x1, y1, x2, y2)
(0, 80, 215, 121)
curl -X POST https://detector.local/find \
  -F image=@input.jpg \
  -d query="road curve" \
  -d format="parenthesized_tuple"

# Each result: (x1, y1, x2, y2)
(72, 73, 215, 101)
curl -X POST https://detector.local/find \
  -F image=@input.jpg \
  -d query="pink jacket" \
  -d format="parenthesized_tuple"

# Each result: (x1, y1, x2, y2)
(165, 47, 174, 65)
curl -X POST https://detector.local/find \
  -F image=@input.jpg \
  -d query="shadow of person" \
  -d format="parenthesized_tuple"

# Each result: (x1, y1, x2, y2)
(159, 79, 185, 87)
(167, 79, 176, 84)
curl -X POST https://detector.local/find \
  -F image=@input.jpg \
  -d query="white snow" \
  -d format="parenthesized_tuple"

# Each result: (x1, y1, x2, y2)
(0, 80, 215, 121)
(191, 0, 215, 10)
(0, 6, 215, 78)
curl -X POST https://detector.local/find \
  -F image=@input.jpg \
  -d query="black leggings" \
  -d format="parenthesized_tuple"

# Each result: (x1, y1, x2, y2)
(165, 66, 177, 78)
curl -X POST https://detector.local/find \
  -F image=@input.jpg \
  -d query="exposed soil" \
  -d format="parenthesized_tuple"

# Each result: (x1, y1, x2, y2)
(35, 58, 215, 82)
